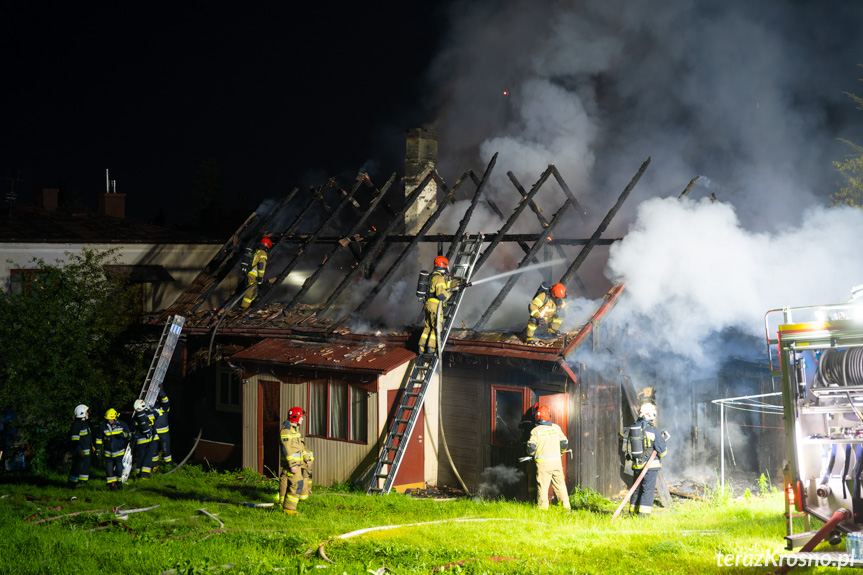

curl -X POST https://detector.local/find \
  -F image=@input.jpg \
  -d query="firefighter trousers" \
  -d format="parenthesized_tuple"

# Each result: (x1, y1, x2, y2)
(152, 431, 172, 465)
(299, 466, 312, 501)
(105, 455, 123, 486)
(135, 438, 156, 478)
(279, 468, 304, 511)
(68, 452, 91, 485)
(630, 467, 659, 515)
(536, 464, 570, 510)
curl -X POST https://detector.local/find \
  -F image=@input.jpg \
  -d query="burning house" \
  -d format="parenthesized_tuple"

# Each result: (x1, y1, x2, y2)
(149, 130, 778, 500)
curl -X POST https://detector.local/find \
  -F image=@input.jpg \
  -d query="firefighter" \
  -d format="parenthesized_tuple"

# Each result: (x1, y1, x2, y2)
(67, 404, 92, 488)
(132, 399, 157, 479)
(418, 255, 453, 356)
(526, 283, 567, 344)
(151, 390, 172, 469)
(279, 407, 309, 515)
(527, 405, 571, 512)
(96, 408, 130, 490)
(240, 236, 272, 310)
(628, 403, 668, 517)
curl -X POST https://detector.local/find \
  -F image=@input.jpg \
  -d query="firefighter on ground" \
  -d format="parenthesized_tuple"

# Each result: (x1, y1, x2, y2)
(418, 255, 454, 356)
(279, 407, 312, 515)
(151, 390, 172, 469)
(628, 403, 668, 517)
(132, 399, 158, 479)
(526, 283, 567, 344)
(240, 236, 272, 310)
(68, 404, 92, 488)
(96, 408, 130, 490)
(527, 404, 571, 512)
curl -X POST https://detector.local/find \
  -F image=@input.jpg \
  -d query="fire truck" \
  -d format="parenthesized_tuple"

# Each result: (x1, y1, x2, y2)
(766, 293, 863, 556)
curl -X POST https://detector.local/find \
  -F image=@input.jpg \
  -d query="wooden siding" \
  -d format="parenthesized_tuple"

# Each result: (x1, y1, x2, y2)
(437, 365, 487, 490)
(241, 375, 258, 470)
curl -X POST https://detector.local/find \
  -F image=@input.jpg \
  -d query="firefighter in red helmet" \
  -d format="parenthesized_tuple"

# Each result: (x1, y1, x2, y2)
(279, 406, 312, 514)
(526, 404, 571, 512)
(241, 237, 272, 310)
(418, 256, 454, 356)
(526, 283, 567, 344)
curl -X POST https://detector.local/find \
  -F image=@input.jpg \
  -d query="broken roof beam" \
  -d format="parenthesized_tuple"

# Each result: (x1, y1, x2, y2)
(316, 171, 434, 317)
(472, 164, 552, 274)
(283, 173, 398, 315)
(250, 175, 370, 312)
(559, 157, 650, 287)
(271, 233, 619, 245)
(473, 198, 573, 331)
(444, 153, 497, 262)
(354, 170, 472, 315)
(550, 165, 588, 217)
(677, 176, 700, 200)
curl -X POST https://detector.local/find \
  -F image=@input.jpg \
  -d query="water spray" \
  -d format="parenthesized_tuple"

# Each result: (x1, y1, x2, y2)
(468, 258, 566, 287)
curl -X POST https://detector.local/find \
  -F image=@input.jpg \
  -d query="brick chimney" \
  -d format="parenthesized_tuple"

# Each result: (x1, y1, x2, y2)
(404, 127, 439, 234)
(99, 193, 126, 219)
(33, 188, 59, 212)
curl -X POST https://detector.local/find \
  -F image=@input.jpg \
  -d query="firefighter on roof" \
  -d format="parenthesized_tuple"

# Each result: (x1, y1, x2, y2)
(96, 408, 130, 490)
(151, 390, 172, 469)
(418, 255, 453, 356)
(68, 404, 92, 488)
(627, 403, 668, 517)
(279, 407, 311, 515)
(526, 283, 567, 344)
(240, 236, 272, 310)
(527, 404, 571, 512)
(132, 399, 157, 479)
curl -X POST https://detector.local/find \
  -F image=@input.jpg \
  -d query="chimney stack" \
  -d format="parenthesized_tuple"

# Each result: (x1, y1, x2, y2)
(99, 192, 126, 219)
(33, 188, 59, 212)
(404, 127, 439, 236)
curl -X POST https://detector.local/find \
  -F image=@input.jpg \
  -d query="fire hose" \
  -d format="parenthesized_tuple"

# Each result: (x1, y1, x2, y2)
(769, 507, 851, 575)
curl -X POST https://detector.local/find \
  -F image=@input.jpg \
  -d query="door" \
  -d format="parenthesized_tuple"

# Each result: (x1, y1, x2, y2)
(258, 380, 281, 477)
(386, 389, 425, 491)
(538, 393, 569, 501)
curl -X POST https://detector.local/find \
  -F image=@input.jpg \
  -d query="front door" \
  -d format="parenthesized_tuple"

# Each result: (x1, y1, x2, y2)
(386, 389, 425, 492)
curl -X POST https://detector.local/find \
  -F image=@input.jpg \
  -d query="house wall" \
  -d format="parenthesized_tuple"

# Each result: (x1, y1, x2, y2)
(1, 242, 224, 311)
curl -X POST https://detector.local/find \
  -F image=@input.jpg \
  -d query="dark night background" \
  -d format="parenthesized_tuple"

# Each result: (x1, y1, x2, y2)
(0, 3, 444, 229)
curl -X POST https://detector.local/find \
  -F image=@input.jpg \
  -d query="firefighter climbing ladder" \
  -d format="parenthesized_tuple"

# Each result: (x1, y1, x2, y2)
(122, 315, 185, 482)
(367, 235, 484, 495)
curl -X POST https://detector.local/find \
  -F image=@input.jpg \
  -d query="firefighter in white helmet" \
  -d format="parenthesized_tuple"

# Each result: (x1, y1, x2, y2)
(279, 407, 311, 514)
(526, 283, 567, 344)
(96, 408, 130, 490)
(418, 255, 454, 356)
(132, 399, 157, 479)
(241, 236, 273, 310)
(526, 404, 571, 512)
(628, 403, 667, 517)
(67, 404, 92, 488)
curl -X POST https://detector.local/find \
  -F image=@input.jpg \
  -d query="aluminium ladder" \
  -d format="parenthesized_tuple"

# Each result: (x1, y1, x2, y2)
(367, 235, 484, 494)
(122, 315, 185, 482)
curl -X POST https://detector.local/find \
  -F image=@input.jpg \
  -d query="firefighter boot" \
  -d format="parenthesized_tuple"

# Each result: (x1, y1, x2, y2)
(283, 509, 299, 515)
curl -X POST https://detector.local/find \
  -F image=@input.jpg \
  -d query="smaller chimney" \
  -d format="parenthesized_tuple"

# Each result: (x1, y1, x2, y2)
(33, 188, 59, 212)
(99, 193, 126, 219)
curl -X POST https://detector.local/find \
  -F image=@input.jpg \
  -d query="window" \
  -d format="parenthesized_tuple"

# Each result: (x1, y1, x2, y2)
(216, 370, 241, 413)
(9, 269, 47, 296)
(308, 378, 368, 443)
(491, 385, 529, 447)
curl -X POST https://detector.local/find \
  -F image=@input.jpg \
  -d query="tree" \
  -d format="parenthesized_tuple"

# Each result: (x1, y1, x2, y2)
(831, 68, 863, 207)
(0, 248, 145, 469)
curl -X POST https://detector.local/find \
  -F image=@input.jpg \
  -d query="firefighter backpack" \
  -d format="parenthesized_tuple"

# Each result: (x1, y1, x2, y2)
(238, 246, 254, 277)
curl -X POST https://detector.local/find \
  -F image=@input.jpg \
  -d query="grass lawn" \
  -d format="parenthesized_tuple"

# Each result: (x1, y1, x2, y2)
(0, 466, 847, 574)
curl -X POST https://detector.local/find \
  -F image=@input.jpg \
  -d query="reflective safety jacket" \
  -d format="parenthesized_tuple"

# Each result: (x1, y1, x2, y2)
(529, 291, 566, 322)
(97, 420, 130, 458)
(134, 408, 157, 444)
(527, 421, 568, 469)
(280, 423, 306, 470)
(247, 249, 268, 284)
(154, 393, 170, 434)
(631, 419, 667, 470)
(69, 419, 92, 456)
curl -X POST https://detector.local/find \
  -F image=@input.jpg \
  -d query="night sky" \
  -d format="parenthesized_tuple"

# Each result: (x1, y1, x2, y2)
(0, 3, 443, 225)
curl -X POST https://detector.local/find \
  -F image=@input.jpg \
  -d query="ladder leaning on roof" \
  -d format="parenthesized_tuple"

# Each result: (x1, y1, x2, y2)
(121, 315, 185, 482)
(367, 234, 484, 495)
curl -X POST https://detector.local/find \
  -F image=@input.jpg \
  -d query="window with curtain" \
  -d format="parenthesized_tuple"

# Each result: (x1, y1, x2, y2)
(307, 377, 368, 443)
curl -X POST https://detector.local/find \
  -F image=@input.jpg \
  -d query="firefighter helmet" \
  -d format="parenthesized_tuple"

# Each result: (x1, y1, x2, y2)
(551, 283, 566, 299)
(434, 255, 449, 269)
(639, 403, 657, 421)
(105, 408, 118, 420)
(260, 237, 273, 249)
(133, 399, 145, 412)
(287, 406, 306, 424)
(74, 404, 89, 419)
(536, 405, 551, 423)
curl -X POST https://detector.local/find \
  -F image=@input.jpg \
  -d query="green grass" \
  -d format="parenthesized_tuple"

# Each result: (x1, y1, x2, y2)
(0, 466, 847, 574)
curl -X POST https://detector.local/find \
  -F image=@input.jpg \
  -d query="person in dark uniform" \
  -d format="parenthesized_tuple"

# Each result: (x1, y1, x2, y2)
(68, 404, 92, 488)
(629, 403, 668, 517)
(96, 408, 130, 490)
